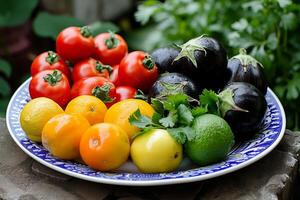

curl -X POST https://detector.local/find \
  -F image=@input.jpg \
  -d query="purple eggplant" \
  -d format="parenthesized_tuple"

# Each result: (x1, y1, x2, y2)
(227, 49, 268, 95)
(148, 72, 200, 100)
(150, 47, 180, 73)
(218, 82, 267, 141)
(173, 36, 228, 91)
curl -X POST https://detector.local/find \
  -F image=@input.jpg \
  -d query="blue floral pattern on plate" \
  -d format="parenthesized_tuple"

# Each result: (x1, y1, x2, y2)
(6, 79, 286, 186)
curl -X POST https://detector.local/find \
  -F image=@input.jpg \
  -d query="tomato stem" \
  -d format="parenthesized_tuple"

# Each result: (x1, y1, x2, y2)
(95, 61, 113, 74)
(105, 31, 119, 49)
(80, 26, 92, 38)
(46, 51, 59, 65)
(92, 83, 114, 103)
(142, 55, 155, 70)
(43, 70, 62, 86)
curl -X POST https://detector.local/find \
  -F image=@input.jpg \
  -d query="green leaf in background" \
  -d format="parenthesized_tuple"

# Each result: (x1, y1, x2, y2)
(125, 25, 167, 52)
(277, 0, 292, 8)
(33, 12, 83, 40)
(0, 98, 9, 117)
(89, 21, 119, 36)
(274, 85, 286, 99)
(242, 1, 263, 12)
(135, 1, 161, 25)
(281, 13, 297, 30)
(231, 19, 248, 31)
(0, 77, 11, 96)
(0, 59, 12, 78)
(286, 73, 300, 100)
(0, 0, 38, 27)
(266, 33, 277, 50)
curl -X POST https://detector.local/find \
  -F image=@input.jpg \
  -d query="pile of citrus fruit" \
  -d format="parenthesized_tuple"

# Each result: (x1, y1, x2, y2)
(20, 25, 268, 173)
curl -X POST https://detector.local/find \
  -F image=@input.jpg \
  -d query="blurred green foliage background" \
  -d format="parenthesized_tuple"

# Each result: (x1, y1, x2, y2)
(1, 0, 300, 130)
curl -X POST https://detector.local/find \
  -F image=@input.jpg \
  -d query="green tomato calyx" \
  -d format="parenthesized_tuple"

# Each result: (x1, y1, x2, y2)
(173, 35, 207, 68)
(43, 70, 62, 86)
(218, 88, 249, 117)
(233, 48, 263, 72)
(95, 61, 113, 74)
(80, 26, 92, 38)
(46, 51, 59, 65)
(143, 55, 155, 70)
(92, 83, 115, 103)
(105, 31, 120, 49)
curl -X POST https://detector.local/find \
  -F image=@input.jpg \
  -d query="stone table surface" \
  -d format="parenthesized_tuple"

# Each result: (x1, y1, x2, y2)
(1, 117, 300, 200)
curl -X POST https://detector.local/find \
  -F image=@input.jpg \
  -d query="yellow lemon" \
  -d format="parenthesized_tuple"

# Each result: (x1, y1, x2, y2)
(65, 95, 107, 125)
(20, 97, 64, 142)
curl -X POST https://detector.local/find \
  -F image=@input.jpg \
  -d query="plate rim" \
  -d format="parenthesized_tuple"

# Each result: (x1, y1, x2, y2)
(6, 78, 286, 186)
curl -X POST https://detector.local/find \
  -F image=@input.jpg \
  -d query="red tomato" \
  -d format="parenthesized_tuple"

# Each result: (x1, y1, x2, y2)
(109, 65, 121, 86)
(94, 32, 128, 66)
(72, 58, 112, 82)
(31, 51, 71, 81)
(71, 77, 116, 107)
(29, 70, 71, 107)
(118, 51, 158, 92)
(115, 86, 146, 102)
(56, 26, 95, 62)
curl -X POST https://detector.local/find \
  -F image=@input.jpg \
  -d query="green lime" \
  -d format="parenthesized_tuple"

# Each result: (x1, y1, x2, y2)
(185, 114, 234, 166)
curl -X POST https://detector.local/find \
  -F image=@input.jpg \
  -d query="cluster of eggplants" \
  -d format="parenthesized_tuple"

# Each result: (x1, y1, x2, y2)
(149, 35, 269, 141)
(151, 36, 228, 91)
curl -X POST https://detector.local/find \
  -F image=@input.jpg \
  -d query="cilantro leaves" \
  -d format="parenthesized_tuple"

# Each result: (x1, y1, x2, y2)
(199, 89, 220, 115)
(128, 109, 153, 129)
(129, 90, 222, 144)
(177, 104, 193, 125)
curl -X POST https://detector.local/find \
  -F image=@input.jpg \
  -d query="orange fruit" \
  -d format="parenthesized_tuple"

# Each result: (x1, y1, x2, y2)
(42, 113, 90, 160)
(104, 99, 154, 140)
(80, 123, 130, 171)
(65, 95, 107, 125)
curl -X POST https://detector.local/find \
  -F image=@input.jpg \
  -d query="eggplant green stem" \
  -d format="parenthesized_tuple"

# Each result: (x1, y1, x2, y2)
(173, 35, 207, 68)
(232, 48, 263, 72)
(218, 88, 249, 117)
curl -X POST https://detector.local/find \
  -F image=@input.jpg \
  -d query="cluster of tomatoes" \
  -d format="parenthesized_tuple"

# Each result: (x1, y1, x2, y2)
(29, 26, 159, 108)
